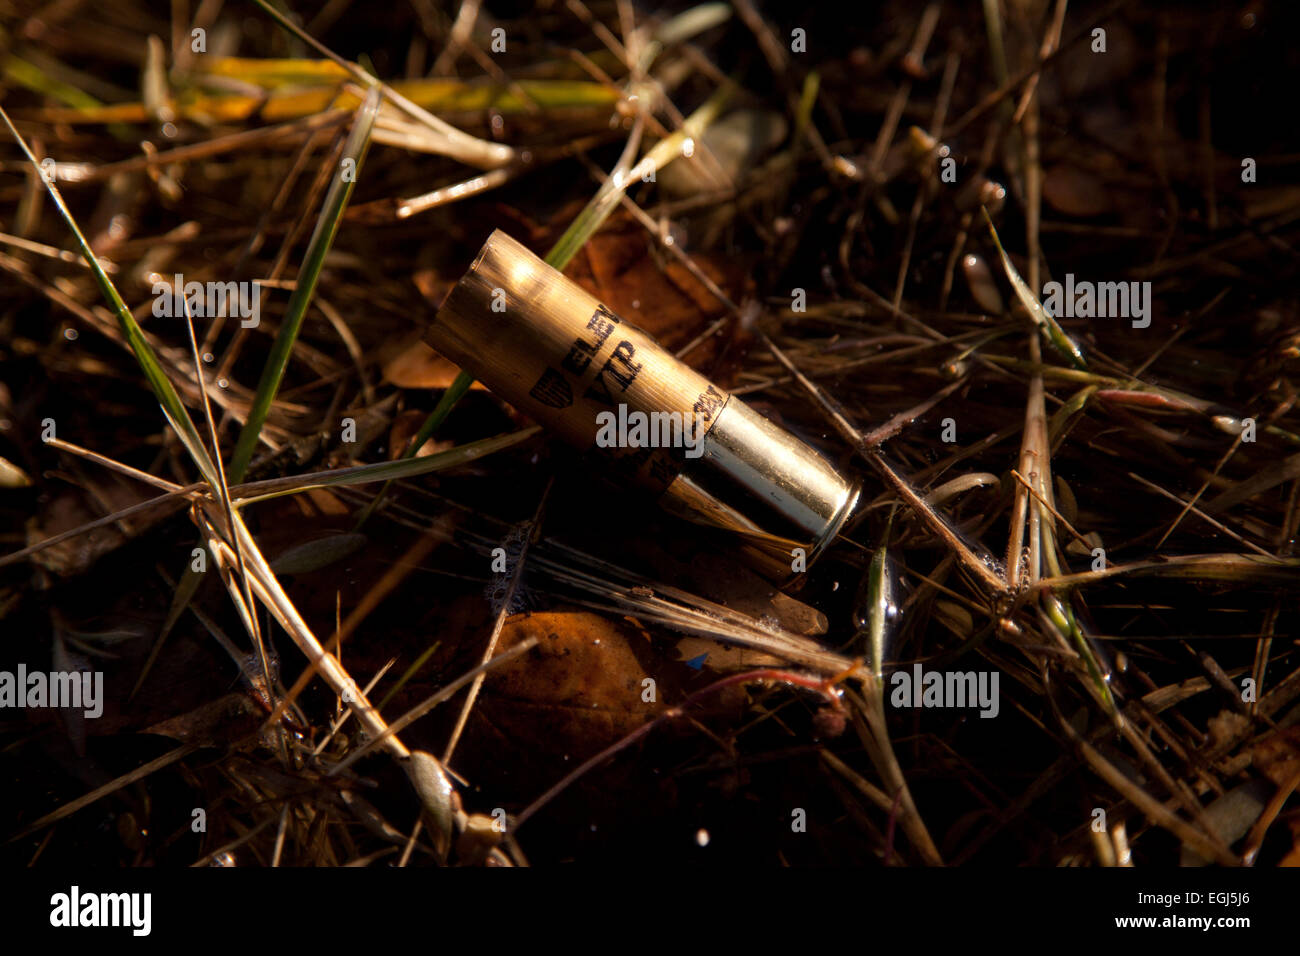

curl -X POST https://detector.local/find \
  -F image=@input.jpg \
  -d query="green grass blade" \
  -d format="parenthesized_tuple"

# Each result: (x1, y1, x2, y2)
(1043, 592, 1116, 715)
(376, 639, 441, 712)
(3, 54, 103, 110)
(235, 426, 539, 506)
(354, 368, 474, 528)
(983, 209, 1087, 370)
(227, 85, 380, 483)
(0, 105, 220, 487)
(404, 371, 474, 458)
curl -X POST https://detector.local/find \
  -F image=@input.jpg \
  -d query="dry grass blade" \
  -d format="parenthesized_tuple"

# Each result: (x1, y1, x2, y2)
(442, 481, 552, 763)
(6, 0, 1297, 872)
(250, 0, 513, 169)
(0, 105, 219, 488)
(9, 745, 196, 843)
(757, 329, 1009, 597)
(327, 637, 541, 776)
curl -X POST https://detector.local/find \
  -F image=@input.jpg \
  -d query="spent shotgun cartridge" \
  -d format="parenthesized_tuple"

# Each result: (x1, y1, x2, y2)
(425, 230, 860, 578)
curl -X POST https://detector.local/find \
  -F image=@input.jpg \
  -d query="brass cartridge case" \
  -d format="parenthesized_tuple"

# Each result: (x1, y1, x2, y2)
(426, 230, 859, 578)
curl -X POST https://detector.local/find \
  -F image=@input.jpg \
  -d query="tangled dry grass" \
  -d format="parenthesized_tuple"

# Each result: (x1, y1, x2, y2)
(1, 0, 1298, 867)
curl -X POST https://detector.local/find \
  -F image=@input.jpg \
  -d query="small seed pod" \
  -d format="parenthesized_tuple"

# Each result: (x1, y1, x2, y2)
(962, 252, 1005, 315)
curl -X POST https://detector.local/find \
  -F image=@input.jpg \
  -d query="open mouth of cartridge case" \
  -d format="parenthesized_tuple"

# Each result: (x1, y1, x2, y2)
(658, 399, 860, 577)
(426, 229, 860, 578)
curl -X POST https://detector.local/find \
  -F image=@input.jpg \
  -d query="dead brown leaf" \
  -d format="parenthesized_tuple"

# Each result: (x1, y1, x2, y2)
(380, 334, 490, 391)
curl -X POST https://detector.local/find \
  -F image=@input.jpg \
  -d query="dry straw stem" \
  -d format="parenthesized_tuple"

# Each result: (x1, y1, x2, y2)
(1, 428, 540, 571)
(9, 744, 198, 843)
(3, 86, 479, 852)
(7, 0, 1298, 868)
(844, 687, 944, 866)
(530, 539, 855, 675)
(1048, 671, 1238, 867)
(757, 329, 1009, 597)
(441, 479, 552, 764)
(249, 0, 514, 169)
